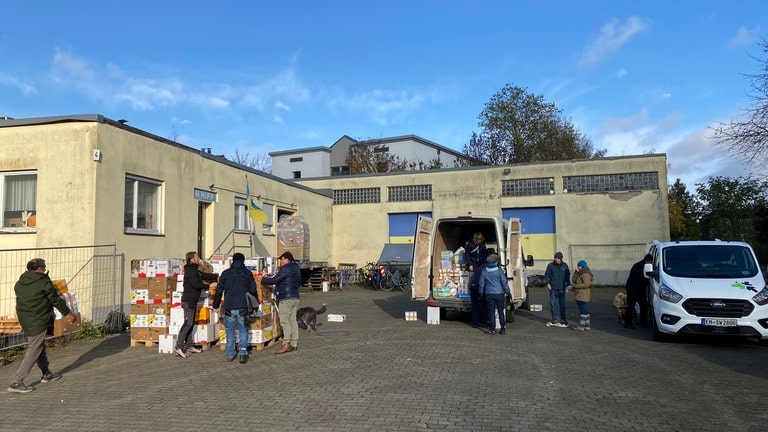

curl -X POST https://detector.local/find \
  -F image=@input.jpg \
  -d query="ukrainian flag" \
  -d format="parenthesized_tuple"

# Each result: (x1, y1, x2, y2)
(246, 181, 268, 224)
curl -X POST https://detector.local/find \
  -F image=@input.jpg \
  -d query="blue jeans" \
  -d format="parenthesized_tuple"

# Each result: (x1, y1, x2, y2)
(549, 289, 566, 322)
(484, 293, 506, 332)
(576, 300, 589, 315)
(224, 309, 249, 360)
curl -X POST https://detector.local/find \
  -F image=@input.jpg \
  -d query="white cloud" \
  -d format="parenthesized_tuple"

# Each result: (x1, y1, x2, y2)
(615, 68, 628, 79)
(728, 26, 759, 49)
(578, 16, 648, 69)
(241, 68, 310, 109)
(0, 72, 38, 96)
(275, 101, 290, 111)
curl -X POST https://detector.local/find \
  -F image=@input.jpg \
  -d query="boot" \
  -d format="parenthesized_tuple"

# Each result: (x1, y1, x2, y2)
(275, 343, 294, 354)
(584, 314, 591, 331)
(579, 314, 588, 329)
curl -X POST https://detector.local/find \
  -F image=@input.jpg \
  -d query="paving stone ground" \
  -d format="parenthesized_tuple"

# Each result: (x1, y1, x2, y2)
(2, 285, 768, 431)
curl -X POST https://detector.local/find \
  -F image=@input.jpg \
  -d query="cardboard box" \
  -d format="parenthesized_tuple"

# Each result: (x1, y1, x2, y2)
(130, 278, 148, 290)
(158, 334, 177, 354)
(248, 326, 273, 344)
(193, 323, 216, 343)
(50, 312, 81, 336)
(130, 314, 148, 328)
(130, 289, 148, 304)
(194, 306, 210, 324)
(327, 314, 346, 322)
(148, 328, 169, 342)
(248, 313, 272, 329)
(131, 304, 149, 315)
(130, 327, 149, 340)
(427, 306, 440, 325)
(147, 277, 175, 300)
(147, 314, 168, 328)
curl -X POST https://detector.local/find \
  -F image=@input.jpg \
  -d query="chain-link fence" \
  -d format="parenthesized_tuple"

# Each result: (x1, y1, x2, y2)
(1, 245, 123, 350)
(568, 243, 649, 286)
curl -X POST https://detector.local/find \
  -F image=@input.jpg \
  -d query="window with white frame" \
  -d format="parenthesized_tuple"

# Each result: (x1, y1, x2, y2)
(1, 171, 37, 230)
(261, 203, 275, 235)
(124, 175, 162, 234)
(234, 197, 248, 231)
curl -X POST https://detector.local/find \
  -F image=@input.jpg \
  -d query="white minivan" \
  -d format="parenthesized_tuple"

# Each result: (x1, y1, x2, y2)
(646, 239, 768, 341)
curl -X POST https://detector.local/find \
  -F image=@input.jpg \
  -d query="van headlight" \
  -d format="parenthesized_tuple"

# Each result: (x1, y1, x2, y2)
(659, 284, 683, 304)
(753, 286, 768, 306)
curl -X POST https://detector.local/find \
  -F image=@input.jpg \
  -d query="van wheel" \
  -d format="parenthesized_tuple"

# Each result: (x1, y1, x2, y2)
(439, 307, 447, 320)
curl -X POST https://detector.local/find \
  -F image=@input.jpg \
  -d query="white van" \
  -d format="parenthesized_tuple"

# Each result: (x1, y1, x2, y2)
(646, 239, 768, 341)
(411, 215, 534, 323)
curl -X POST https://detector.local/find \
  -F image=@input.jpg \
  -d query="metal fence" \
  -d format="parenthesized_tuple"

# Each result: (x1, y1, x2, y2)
(568, 243, 648, 286)
(1, 245, 123, 350)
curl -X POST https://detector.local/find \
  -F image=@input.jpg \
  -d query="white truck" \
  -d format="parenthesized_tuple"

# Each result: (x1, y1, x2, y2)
(645, 239, 768, 341)
(411, 215, 534, 323)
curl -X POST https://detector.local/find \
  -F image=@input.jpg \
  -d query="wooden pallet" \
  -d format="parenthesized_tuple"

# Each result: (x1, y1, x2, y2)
(130, 339, 156, 348)
(190, 340, 217, 351)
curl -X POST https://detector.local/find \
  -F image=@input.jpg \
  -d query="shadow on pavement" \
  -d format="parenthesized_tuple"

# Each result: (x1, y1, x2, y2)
(58, 333, 130, 375)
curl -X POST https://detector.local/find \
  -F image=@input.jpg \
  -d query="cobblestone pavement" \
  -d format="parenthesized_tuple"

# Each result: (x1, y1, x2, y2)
(2, 285, 768, 431)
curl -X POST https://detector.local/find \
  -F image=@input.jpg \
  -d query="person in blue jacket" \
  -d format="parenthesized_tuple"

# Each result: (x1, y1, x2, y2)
(212, 253, 258, 363)
(544, 251, 571, 328)
(479, 253, 510, 335)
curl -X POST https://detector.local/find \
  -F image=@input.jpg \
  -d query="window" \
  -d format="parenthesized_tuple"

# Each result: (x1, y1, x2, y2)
(293, 171, 301, 179)
(1, 171, 37, 231)
(563, 172, 658, 193)
(501, 178, 553, 196)
(289, 157, 304, 162)
(234, 197, 248, 231)
(388, 185, 432, 202)
(124, 175, 162, 234)
(333, 187, 381, 204)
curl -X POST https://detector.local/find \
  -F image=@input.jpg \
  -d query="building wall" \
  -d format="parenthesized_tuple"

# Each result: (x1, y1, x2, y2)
(297, 154, 670, 274)
(271, 148, 330, 179)
(0, 117, 333, 314)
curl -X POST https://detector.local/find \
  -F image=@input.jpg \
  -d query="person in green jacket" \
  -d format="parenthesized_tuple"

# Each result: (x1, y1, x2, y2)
(8, 258, 76, 394)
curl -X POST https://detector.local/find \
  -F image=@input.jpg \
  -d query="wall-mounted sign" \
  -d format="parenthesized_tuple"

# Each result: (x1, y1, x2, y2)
(194, 188, 216, 203)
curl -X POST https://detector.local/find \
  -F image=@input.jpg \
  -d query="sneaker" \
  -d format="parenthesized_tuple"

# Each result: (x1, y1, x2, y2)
(7, 382, 34, 393)
(174, 347, 189, 358)
(40, 371, 62, 383)
(546, 320, 559, 327)
(555, 322, 568, 328)
(499, 330, 506, 335)
(487, 329, 496, 335)
(239, 354, 248, 364)
(187, 346, 202, 354)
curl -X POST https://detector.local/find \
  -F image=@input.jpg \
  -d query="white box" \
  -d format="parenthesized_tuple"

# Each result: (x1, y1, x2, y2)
(170, 306, 185, 325)
(193, 323, 216, 343)
(322, 281, 329, 292)
(530, 304, 542, 312)
(427, 306, 440, 325)
(404, 311, 418, 321)
(158, 334, 177, 354)
(327, 314, 346, 322)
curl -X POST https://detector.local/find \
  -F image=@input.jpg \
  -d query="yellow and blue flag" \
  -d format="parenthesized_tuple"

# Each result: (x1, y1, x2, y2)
(245, 180, 268, 224)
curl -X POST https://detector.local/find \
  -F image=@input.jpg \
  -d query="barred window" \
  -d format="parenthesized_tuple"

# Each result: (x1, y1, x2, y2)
(388, 185, 432, 202)
(563, 172, 659, 193)
(333, 187, 381, 204)
(501, 178, 553, 196)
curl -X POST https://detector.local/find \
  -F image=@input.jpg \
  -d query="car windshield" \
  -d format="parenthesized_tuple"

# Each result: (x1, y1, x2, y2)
(662, 245, 759, 278)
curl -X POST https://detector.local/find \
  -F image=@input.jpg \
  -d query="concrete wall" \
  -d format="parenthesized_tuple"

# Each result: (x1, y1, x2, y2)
(271, 148, 330, 179)
(297, 154, 670, 276)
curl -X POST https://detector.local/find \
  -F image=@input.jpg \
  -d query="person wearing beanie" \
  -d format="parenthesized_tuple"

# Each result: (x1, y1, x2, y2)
(212, 253, 258, 363)
(571, 260, 593, 331)
(544, 251, 570, 327)
(478, 253, 510, 335)
(624, 253, 653, 329)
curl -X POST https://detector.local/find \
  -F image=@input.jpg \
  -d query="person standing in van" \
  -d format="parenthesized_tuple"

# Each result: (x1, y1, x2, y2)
(571, 260, 593, 331)
(465, 232, 488, 329)
(624, 254, 652, 329)
(545, 252, 570, 327)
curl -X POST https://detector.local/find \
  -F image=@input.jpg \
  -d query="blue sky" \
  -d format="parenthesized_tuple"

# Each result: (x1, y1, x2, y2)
(1, 1, 767, 188)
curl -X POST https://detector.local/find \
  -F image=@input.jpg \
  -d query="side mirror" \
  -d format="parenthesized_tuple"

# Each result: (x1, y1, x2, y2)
(524, 255, 534, 267)
(643, 263, 653, 279)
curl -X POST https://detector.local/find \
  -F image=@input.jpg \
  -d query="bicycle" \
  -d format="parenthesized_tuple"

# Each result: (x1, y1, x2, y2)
(378, 263, 410, 292)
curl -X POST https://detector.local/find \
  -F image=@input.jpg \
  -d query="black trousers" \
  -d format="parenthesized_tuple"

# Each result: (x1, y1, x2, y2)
(625, 286, 649, 327)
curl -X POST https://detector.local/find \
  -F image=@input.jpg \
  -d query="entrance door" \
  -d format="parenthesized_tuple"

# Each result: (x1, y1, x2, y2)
(197, 202, 207, 258)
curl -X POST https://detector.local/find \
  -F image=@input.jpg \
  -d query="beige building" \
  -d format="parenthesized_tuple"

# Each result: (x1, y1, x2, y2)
(1, 114, 670, 322)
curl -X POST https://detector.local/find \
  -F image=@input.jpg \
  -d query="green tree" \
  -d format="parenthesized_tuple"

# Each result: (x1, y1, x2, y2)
(695, 176, 768, 243)
(668, 179, 701, 240)
(463, 84, 606, 165)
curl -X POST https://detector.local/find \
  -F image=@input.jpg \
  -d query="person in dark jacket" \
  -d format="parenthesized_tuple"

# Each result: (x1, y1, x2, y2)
(479, 253, 510, 335)
(175, 251, 218, 358)
(624, 254, 653, 329)
(464, 232, 488, 328)
(544, 251, 571, 327)
(212, 253, 258, 363)
(258, 251, 301, 354)
(9, 258, 76, 393)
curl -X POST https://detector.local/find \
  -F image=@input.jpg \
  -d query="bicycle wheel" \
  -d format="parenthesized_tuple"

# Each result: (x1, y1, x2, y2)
(379, 274, 394, 291)
(397, 274, 410, 292)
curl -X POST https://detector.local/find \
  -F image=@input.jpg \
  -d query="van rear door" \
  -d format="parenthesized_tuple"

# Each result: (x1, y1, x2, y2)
(411, 215, 433, 300)
(506, 217, 525, 302)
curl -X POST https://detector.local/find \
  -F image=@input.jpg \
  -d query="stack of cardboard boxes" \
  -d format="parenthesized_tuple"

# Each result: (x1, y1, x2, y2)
(277, 214, 310, 261)
(129, 258, 184, 346)
(434, 249, 470, 298)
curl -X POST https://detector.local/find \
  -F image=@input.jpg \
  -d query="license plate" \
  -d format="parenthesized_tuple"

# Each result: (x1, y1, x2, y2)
(701, 318, 737, 327)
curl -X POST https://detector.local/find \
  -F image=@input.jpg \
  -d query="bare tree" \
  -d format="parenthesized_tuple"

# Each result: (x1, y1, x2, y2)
(712, 39, 768, 165)
(231, 150, 272, 173)
(346, 141, 409, 174)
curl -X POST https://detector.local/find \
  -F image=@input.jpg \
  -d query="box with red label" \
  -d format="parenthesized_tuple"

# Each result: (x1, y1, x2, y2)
(147, 277, 175, 300)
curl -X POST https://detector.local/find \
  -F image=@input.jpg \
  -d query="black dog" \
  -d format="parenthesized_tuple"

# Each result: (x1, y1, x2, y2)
(296, 304, 326, 332)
